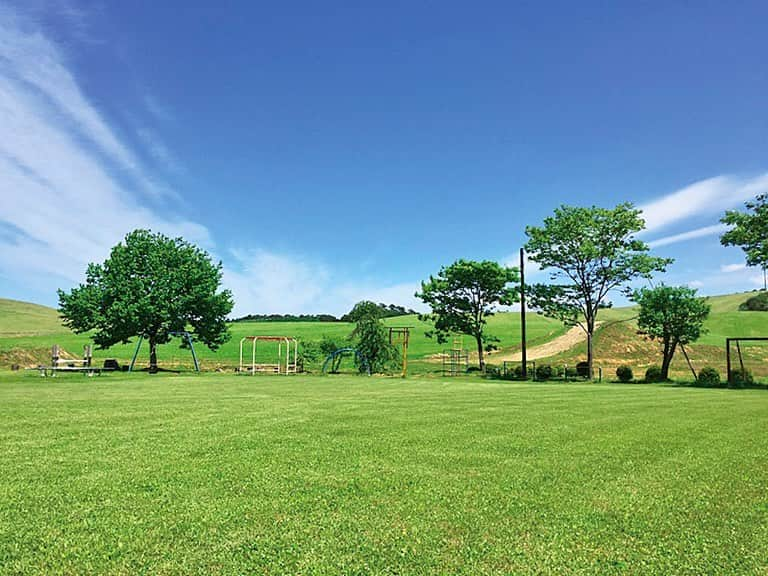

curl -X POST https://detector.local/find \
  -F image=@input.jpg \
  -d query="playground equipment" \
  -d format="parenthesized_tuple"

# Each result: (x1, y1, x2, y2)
(239, 336, 298, 374)
(129, 331, 199, 372)
(389, 327, 410, 377)
(441, 334, 468, 376)
(442, 347, 469, 376)
(322, 348, 371, 375)
(726, 337, 768, 385)
(32, 344, 108, 376)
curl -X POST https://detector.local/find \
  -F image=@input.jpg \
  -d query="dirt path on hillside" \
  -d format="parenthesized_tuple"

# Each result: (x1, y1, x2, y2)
(488, 323, 600, 363)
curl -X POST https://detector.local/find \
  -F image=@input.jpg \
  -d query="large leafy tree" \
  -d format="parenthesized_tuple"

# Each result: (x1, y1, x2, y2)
(525, 203, 671, 378)
(58, 229, 234, 372)
(633, 285, 710, 380)
(416, 259, 519, 371)
(721, 193, 768, 290)
(349, 301, 398, 374)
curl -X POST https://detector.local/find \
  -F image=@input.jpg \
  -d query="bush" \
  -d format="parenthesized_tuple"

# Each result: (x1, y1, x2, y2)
(616, 365, 633, 382)
(535, 364, 553, 381)
(645, 365, 665, 383)
(728, 368, 754, 389)
(696, 366, 721, 387)
(739, 291, 768, 311)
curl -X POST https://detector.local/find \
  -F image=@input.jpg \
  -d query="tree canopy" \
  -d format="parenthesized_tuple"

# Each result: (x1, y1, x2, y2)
(416, 259, 519, 371)
(721, 193, 768, 290)
(633, 285, 710, 380)
(525, 203, 671, 378)
(58, 229, 233, 372)
(348, 301, 398, 374)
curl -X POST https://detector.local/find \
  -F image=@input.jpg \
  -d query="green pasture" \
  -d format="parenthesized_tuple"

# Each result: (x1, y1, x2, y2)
(1, 291, 766, 376)
(0, 373, 766, 574)
(0, 298, 565, 371)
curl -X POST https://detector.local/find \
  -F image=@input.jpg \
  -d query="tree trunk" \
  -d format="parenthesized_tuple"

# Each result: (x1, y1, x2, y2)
(661, 340, 677, 380)
(476, 335, 485, 372)
(586, 330, 594, 380)
(149, 337, 158, 374)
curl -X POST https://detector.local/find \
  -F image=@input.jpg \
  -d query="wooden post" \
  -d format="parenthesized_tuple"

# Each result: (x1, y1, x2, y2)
(520, 248, 528, 380)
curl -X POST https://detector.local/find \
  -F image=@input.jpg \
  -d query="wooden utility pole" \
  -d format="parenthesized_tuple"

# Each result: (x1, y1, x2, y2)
(520, 247, 528, 379)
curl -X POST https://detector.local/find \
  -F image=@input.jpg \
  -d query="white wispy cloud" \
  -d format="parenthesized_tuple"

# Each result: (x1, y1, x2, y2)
(501, 252, 542, 277)
(135, 126, 183, 174)
(0, 8, 207, 291)
(639, 173, 768, 234)
(720, 263, 747, 273)
(646, 223, 727, 248)
(638, 173, 768, 248)
(224, 249, 425, 317)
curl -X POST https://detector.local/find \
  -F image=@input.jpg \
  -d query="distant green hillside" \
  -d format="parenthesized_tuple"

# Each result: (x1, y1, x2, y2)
(1, 291, 765, 373)
(0, 298, 69, 337)
(0, 297, 565, 370)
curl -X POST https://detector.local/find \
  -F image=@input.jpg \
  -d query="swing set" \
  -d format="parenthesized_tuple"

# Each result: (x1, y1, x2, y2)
(239, 336, 298, 374)
(128, 331, 200, 372)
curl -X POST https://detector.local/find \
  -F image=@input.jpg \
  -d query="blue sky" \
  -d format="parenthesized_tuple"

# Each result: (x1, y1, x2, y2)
(0, 1, 766, 315)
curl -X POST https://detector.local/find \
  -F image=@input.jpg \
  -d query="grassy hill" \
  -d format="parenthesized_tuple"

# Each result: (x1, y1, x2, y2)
(548, 291, 768, 379)
(0, 298, 566, 371)
(1, 291, 766, 377)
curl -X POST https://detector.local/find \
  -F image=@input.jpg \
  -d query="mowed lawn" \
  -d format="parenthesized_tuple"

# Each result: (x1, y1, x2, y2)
(0, 374, 766, 575)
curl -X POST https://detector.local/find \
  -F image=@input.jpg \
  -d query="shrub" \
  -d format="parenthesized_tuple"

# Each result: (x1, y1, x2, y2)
(697, 366, 721, 387)
(739, 291, 768, 311)
(645, 365, 665, 383)
(728, 369, 754, 389)
(535, 364, 553, 381)
(616, 365, 633, 382)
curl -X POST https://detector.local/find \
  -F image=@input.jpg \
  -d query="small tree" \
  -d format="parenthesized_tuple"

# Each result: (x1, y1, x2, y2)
(633, 285, 710, 381)
(525, 203, 671, 378)
(415, 259, 519, 371)
(349, 301, 398, 374)
(58, 229, 233, 372)
(721, 193, 768, 290)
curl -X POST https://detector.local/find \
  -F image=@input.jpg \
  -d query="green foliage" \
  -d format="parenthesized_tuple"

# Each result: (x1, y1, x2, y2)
(57, 229, 233, 371)
(616, 365, 633, 382)
(297, 336, 346, 372)
(340, 302, 416, 322)
(645, 365, 665, 383)
(416, 259, 519, 370)
(350, 301, 398, 374)
(525, 203, 671, 378)
(728, 369, 754, 389)
(634, 285, 710, 380)
(739, 291, 768, 311)
(721, 193, 768, 287)
(697, 367, 721, 387)
(535, 364, 553, 380)
(233, 313, 340, 322)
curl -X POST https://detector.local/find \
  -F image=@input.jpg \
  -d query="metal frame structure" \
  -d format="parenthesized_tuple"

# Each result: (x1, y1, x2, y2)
(129, 331, 200, 372)
(726, 337, 768, 385)
(388, 327, 411, 377)
(321, 347, 371, 375)
(442, 348, 469, 376)
(239, 336, 298, 375)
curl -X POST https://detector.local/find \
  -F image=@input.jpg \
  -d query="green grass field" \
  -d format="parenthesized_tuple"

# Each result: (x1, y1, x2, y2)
(0, 297, 566, 372)
(1, 373, 766, 574)
(2, 291, 768, 379)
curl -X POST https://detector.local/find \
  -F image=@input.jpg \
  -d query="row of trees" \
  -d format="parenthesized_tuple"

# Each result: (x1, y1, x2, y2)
(416, 193, 766, 379)
(57, 193, 765, 375)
